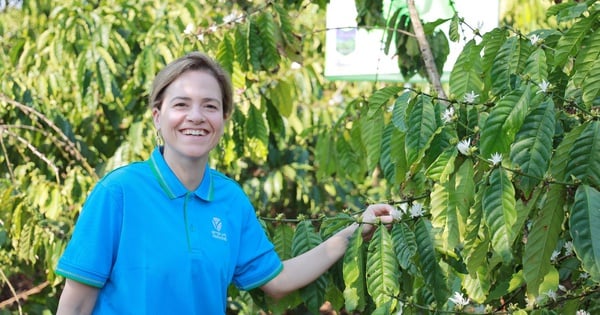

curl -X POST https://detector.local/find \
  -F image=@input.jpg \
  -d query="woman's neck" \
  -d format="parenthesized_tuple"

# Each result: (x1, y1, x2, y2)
(163, 151, 207, 191)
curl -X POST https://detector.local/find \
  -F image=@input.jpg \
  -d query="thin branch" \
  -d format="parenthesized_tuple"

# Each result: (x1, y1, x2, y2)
(1, 127, 60, 184)
(407, 0, 446, 99)
(0, 278, 49, 310)
(0, 268, 23, 315)
(0, 94, 98, 180)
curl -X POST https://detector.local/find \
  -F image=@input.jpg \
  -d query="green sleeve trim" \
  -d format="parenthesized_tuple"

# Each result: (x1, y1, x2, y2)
(239, 263, 284, 291)
(55, 268, 104, 288)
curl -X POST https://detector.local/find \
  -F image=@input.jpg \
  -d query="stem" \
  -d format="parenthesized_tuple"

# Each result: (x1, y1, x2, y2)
(407, 0, 447, 99)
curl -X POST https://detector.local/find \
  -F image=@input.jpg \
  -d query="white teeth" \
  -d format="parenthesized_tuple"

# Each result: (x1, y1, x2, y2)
(182, 129, 207, 136)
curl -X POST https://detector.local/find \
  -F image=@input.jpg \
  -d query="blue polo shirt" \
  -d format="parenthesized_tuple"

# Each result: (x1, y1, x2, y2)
(56, 148, 283, 314)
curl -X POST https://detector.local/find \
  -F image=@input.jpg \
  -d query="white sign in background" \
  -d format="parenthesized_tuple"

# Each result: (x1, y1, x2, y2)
(325, 0, 500, 82)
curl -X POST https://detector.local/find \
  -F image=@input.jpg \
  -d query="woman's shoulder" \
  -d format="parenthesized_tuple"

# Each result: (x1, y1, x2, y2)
(98, 161, 151, 186)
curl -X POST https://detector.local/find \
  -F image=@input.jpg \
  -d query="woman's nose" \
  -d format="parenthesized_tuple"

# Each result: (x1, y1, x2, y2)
(187, 105, 205, 123)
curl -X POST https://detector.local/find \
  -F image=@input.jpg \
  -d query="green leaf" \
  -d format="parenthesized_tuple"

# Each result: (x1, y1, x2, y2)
(581, 57, 600, 108)
(523, 48, 548, 84)
(216, 34, 234, 75)
(360, 107, 383, 170)
(479, 87, 532, 157)
(482, 168, 517, 262)
(256, 12, 280, 71)
(234, 24, 249, 71)
(572, 29, 600, 88)
(449, 40, 484, 100)
(550, 124, 586, 181)
(366, 225, 400, 310)
(368, 86, 402, 112)
(245, 104, 269, 148)
(414, 219, 449, 304)
(320, 213, 353, 240)
(430, 179, 460, 251)
(554, 15, 594, 68)
(380, 124, 397, 184)
(392, 222, 417, 271)
(490, 37, 531, 96)
(425, 146, 457, 183)
(454, 159, 475, 225)
(481, 28, 508, 75)
(291, 221, 327, 314)
(449, 14, 460, 42)
(343, 226, 366, 312)
(570, 185, 600, 282)
(510, 98, 556, 194)
(405, 95, 436, 166)
(523, 185, 566, 298)
(272, 224, 294, 260)
(268, 79, 294, 117)
(566, 121, 600, 187)
(391, 92, 412, 132)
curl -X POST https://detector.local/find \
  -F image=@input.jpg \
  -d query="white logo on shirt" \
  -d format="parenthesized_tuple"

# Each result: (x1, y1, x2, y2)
(211, 217, 227, 241)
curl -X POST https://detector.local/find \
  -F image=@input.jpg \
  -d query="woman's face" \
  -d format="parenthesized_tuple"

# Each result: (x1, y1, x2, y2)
(152, 70, 225, 166)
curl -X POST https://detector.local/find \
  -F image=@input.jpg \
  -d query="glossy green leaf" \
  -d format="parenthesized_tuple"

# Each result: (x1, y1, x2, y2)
(256, 12, 280, 71)
(430, 179, 460, 250)
(510, 98, 555, 194)
(570, 185, 600, 282)
(523, 185, 565, 297)
(405, 95, 436, 166)
(572, 30, 600, 87)
(368, 86, 402, 113)
(366, 225, 400, 310)
(554, 15, 594, 68)
(566, 121, 600, 187)
(216, 34, 235, 75)
(482, 168, 516, 262)
(415, 219, 449, 304)
(449, 40, 484, 99)
(550, 124, 586, 181)
(343, 226, 366, 312)
(581, 57, 600, 108)
(425, 146, 457, 183)
(392, 222, 417, 271)
(360, 107, 383, 171)
(479, 87, 531, 157)
(490, 37, 531, 96)
(391, 92, 412, 132)
(272, 224, 294, 260)
(523, 48, 548, 84)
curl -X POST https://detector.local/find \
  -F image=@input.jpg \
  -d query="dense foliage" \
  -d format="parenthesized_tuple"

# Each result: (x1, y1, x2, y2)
(1, 0, 599, 314)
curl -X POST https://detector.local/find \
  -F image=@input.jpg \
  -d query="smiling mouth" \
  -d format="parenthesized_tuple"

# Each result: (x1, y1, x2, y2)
(182, 129, 208, 136)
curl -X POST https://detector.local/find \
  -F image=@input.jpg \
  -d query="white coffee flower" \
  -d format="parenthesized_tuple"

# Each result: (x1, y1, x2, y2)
(488, 152, 503, 166)
(463, 91, 479, 103)
(530, 34, 542, 46)
(184, 23, 194, 35)
(537, 80, 551, 94)
(550, 250, 560, 263)
(564, 241, 574, 256)
(545, 290, 557, 301)
(457, 138, 472, 156)
(409, 203, 425, 218)
(576, 310, 590, 315)
(449, 291, 470, 306)
(442, 106, 455, 124)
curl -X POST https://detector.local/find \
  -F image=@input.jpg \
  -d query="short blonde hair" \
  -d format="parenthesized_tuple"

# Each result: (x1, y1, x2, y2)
(149, 52, 234, 118)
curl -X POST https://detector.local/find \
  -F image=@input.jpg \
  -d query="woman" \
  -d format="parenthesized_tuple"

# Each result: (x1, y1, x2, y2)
(55, 52, 395, 314)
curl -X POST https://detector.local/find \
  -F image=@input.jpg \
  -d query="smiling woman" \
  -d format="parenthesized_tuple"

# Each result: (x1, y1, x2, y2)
(53, 52, 396, 315)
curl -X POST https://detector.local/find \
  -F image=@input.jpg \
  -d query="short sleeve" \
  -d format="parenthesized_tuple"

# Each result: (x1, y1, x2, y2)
(232, 201, 282, 291)
(55, 180, 123, 288)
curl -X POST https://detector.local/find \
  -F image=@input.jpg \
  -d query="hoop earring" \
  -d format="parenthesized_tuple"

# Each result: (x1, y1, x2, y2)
(155, 129, 164, 147)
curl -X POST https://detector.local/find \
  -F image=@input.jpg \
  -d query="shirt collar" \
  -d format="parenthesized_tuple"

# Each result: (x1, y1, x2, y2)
(147, 147, 214, 201)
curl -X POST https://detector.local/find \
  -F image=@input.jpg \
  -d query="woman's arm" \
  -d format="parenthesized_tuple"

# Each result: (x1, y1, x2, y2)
(261, 203, 395, 299)
(56, 279, 99, 315)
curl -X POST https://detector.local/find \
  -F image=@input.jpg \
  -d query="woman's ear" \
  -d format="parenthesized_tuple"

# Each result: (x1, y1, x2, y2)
(152, 107, 160, 128)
